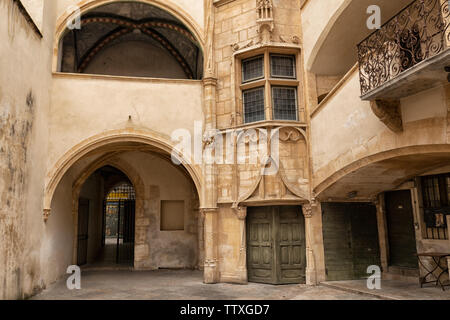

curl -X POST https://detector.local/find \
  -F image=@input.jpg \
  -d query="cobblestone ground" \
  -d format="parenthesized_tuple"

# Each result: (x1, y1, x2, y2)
(32, 270, 379, 300)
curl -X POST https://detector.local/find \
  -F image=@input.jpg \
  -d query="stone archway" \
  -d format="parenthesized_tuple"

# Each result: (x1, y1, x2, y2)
(314, 144, 450, 200)
(43, 129, 203, 221)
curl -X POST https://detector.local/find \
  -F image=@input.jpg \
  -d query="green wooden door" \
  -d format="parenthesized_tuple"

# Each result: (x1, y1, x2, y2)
(247, 206, 306, 284)
(349, 204, 381, 278)
(247, 206, 276, 284)
(277, 206, 306, 284)
(385, 190, 418, 269)
(322, 203, 381, 281)
(322, 203, 353, 280)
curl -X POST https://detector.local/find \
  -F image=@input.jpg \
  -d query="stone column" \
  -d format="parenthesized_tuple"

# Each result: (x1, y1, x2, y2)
(201, 0, 219, 284)
(202, 208, 219, 284)
(235, 206, 248, 283)
(197, 208, 205, 270)
(302, 202, 326, 285)
(374, 194, 389, 273)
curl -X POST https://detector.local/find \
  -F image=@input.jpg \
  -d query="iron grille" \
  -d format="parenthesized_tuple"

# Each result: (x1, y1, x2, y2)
(242, 55, 264, 83)
(270, 54, 296, 79)
(421, 173, 450, 240)
(106, 183, 136, 201)
(357, 0, 449, 96)
(272, 87, 298, 121)
(243, 87, 265, 123)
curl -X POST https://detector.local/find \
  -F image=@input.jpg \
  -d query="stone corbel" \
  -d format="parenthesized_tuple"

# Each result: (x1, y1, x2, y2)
(43, 208, 51, 222)
(371, 99, 403, 133)
(233, 205, 247, 220)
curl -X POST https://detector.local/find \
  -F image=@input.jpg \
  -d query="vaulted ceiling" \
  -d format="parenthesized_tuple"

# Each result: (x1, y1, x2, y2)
(60, 2, 203, 79)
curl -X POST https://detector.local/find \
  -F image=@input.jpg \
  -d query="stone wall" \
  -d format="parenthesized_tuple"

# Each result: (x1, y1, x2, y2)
(0, 0, 55, 299)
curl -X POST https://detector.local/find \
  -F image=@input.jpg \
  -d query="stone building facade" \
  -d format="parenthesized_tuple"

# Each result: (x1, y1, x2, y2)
(0, 0, 449, 299)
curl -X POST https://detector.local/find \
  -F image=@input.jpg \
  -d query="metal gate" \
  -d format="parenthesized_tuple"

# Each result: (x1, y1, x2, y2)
(102, 184, 136, 265)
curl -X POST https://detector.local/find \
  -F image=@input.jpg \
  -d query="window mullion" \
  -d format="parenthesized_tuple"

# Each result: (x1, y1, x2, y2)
(264, 52, 272, 121)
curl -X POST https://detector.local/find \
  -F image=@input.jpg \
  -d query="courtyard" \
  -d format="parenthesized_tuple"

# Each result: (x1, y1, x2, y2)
(32, 270, 450, 300)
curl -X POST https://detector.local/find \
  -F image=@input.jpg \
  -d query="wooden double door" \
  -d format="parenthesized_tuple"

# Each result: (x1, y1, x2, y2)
(246, 206, 306, 284)
(322, 202, 381, 281)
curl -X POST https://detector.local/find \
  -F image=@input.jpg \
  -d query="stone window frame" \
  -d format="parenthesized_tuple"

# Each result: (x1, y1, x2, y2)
(236, 47, 303, 125)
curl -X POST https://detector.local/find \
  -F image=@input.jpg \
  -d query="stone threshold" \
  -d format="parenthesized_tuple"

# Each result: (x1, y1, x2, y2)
(320, 282, 399, 300)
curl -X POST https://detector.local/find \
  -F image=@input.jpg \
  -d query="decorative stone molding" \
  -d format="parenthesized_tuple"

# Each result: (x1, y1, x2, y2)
(256, 0, 274, 43)
(279, 128, 303, 142)
(371, 99, 403, 133)
(279, 35, 300, 45)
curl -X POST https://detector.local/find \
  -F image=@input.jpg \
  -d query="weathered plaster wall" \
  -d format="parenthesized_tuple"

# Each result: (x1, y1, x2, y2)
(301, 0, 347, 69)
(20, 0, 44, 32)
(40, 172, 74, 287)
(0, 0, 56, 299)
(49, 75, 203, 169)
(310, 69, 448, 190)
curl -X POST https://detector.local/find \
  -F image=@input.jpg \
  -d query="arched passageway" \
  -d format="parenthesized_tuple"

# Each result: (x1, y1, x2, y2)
(77, 166, 137, 268)
(42, 137, 202, 285)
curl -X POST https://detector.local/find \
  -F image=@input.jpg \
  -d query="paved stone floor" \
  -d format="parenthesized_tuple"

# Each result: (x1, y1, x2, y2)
(32, 270, 379, 300)
(322, 279, 450, 300)
(32, 270, 450, 300)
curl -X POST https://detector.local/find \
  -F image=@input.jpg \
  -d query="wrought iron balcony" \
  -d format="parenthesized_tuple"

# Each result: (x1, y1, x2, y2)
(357, 0, 450, 100)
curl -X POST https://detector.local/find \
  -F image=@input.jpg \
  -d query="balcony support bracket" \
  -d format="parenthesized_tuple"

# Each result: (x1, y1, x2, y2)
(371, 99, 403, 133)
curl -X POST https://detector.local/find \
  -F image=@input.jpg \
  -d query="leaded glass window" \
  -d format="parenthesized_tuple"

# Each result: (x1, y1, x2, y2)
(243, 87, 265, 123)
(272, 87, 297, 120)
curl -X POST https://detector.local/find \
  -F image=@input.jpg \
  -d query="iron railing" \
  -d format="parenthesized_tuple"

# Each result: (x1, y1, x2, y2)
(357, 0, 450, 96)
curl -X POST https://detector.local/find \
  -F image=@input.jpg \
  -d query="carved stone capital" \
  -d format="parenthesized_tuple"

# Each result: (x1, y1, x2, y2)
(371, 99, 403, 133)
(302, 204, 313, 218)
(203, 76, 218, 87)
(200, 208, 218, 217)
(234, 206, 247, 220)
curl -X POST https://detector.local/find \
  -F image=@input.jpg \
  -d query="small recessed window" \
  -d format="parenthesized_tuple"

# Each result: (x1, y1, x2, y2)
(272, 87, 298, 121)
(243, 87, 265, 123)
(160, 200, 185, 231)
(242, 56, 264, 83)
(270, 55, 296, 79)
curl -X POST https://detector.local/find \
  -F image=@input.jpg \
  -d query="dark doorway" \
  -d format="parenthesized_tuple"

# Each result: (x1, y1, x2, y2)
(77, 166, 136, 268)
(77, 199, 90, 266)
(102, 183, 136, 265)
(322, 202, 380, 281)
(385, 190, 418, 269)
(246, 206, 306, 284)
